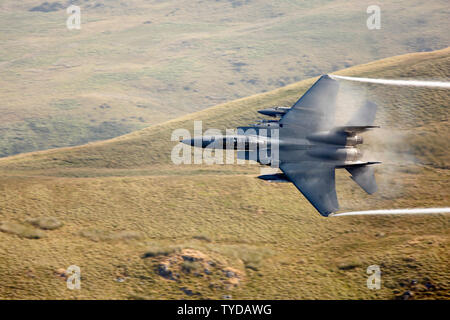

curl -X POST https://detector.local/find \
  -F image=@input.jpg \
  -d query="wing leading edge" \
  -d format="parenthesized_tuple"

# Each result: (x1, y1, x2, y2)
(280, 162, 339, 216)
(280, 75, 340, 134)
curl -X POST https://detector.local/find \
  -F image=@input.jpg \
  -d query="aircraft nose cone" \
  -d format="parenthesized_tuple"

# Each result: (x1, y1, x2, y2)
(180, 138, 194, 146)
(180, 137, 215, 147)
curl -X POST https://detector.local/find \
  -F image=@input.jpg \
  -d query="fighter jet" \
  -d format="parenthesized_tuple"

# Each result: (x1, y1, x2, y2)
(182, 75, 380, 216)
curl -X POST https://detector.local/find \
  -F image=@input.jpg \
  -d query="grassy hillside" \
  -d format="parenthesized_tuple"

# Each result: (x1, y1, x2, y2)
(0, 49, 449, 299)
(1, 0, 449, 157)
(1, 47, 449, 171)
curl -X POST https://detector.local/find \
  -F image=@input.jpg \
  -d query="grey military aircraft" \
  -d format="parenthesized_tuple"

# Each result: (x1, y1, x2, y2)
(182, 75, 380, 216)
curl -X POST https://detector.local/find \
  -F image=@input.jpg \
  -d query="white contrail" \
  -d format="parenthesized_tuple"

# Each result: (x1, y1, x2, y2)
(331, 207, 450, 217)
(330, 75, 450, 89)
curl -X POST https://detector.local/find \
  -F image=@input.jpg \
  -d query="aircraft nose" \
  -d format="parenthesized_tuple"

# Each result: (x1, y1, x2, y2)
(180, 138, 194, 146)
(180, 137, 215, 147)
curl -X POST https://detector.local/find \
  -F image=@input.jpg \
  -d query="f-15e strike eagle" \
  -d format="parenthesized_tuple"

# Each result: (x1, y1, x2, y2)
(182, 75, 380, 216)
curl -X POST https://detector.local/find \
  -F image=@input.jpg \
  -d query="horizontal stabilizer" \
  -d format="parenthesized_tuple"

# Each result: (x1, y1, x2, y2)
(346, 165, 378, 194)
(336, 161, 381, 168)
(334, 125, 379, 134)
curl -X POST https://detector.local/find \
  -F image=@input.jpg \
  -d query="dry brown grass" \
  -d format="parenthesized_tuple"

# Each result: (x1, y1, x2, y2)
(1, 0, 449, 157)
(0, 49, 448, 299)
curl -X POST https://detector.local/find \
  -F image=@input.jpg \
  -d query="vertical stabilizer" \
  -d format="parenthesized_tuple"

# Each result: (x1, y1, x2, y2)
(347, 101, 377, 126)
(346, 165, 377, 194)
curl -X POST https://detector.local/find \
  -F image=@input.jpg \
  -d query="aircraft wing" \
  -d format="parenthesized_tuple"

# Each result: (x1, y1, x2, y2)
(280, 75, 340, 135)
(280, 162, 339, 216)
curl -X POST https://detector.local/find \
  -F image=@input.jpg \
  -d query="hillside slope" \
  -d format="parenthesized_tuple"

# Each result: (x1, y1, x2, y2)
(0, 49, 449, 300)
(1, 47, 448, 172)
(1, 0, 449, 157)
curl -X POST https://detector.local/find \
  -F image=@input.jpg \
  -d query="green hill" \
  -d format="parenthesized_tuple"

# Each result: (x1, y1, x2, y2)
(1, 47, 448, 172)
(0, 48, 449, 299)
(1, 0, 449, 157)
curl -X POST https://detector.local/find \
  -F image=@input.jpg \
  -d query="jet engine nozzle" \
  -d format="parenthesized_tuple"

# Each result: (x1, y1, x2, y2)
(346, 135, 363, 146)
(307, 131, 364, 146)
(308, 147, 363, 161)
(346, 148, 363, 161)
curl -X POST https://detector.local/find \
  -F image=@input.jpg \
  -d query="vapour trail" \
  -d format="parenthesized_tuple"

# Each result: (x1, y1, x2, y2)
(330, 75, 450, 89)
(331, 208, 450, 217)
